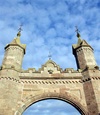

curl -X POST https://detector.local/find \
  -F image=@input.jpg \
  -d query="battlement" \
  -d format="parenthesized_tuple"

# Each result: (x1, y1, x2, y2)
(0, 30, 100, 115)
(19, 59, 82, 79)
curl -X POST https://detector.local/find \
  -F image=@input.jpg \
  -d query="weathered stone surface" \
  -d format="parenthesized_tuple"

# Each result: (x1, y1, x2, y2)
(0, 33, 99, 115)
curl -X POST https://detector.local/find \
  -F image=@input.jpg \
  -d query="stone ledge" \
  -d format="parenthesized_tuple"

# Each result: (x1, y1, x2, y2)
(21, 79, 82, 84)
(0, 77, 21, 83)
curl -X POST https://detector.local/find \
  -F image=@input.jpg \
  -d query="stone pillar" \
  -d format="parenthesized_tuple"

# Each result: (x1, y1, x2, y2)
(0, 31, 26, 115)
(83, 78, 99, 115)
(0, 70, 23, 115)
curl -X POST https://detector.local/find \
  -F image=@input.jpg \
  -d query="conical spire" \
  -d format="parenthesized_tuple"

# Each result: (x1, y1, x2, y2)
(5, 25, 26, 54)
(10, 25, 23, 45)
(72, 27, 93, 55)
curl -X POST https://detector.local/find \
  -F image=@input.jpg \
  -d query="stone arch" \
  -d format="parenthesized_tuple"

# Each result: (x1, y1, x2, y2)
(15, 92, 88, 115)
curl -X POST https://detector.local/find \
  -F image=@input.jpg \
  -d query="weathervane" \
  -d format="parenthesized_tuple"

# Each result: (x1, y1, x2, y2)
(75, 26, 80, 38)
(17, 24, 23, 37)
(18, 24, 23, 32)
(48, 51, 52, 60)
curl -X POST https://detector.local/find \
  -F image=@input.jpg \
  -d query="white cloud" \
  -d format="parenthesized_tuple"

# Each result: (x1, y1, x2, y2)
(0, 0, 99, 69)
(23, 99, 81, 115)
(0, 0, 100, 114)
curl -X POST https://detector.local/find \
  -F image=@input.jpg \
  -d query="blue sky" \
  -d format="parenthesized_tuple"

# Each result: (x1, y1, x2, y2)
(23, 99, 80, 115)
(0, 0, 100, 115)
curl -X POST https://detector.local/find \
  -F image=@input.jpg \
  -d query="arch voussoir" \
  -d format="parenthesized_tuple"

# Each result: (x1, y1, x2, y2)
(16, 91, 88, 115)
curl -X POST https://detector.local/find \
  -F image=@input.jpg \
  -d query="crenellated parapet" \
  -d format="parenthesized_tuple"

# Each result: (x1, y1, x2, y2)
(38, 59, 62, 74)
(19, 59, 83, 79)
(0, 29, 100, 115)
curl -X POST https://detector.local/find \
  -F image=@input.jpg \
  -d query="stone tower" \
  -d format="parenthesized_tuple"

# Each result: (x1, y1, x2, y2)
(72, 32, 97, 70)
(0, 30, 26, 115)
(72, 31, 100, 115)
(2, 31, 26, 71)
(0, 29, 100, 115)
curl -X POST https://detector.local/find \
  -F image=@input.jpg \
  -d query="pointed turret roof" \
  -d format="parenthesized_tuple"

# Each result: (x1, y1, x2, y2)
(72, 31, 93, 50)
(5, 29, 26, 54)
(72, 29, 93, 56)
(10, 31, 26, 49)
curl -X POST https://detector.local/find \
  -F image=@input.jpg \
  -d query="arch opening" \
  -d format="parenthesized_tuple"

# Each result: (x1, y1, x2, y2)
(16, 92, 88, 115)
(22, 98, 81, 115)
